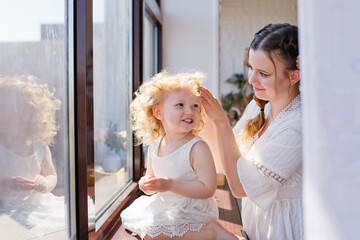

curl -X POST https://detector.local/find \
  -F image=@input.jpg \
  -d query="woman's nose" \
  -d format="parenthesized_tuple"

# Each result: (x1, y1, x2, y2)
(248, 71, 256, 85)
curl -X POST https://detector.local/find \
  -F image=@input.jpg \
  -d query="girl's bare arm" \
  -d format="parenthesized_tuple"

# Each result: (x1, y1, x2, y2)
(36, 145, 57, 193)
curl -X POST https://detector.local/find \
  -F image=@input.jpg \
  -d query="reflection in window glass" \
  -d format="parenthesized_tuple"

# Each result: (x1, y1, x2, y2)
(93, 0, 132, 229)
(0, 1, 69, 239)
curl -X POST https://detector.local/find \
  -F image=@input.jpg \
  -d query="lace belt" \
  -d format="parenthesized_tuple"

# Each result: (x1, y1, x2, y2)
(275, 186, 302, 200)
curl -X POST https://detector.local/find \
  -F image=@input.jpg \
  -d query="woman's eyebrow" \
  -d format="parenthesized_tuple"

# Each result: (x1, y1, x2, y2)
(250, 65, 271, 73)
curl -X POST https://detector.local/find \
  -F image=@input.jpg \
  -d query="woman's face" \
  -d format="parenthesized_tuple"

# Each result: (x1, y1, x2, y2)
(247, 49, 291, 102)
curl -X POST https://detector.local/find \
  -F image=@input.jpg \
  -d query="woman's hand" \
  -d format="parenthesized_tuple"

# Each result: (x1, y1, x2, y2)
(199, 86, 228, 124)
(141, 177, 173, 193)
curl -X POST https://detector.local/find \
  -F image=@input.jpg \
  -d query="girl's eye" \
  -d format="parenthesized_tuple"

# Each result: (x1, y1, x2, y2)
(176, 103, 184, 107)
(192, 104, 199, 108)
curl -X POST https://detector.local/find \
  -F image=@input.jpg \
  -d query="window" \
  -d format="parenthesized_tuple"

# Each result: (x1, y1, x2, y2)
(143, 11, 159, 82)
(0, 0, 70, 238)
(92, 0, 133, 230)
(0, 0, 161, 239)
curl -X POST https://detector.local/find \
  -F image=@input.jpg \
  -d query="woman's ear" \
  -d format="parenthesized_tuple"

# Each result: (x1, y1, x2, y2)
(152, 105, 162, 120)
(289, 69, 300, 85)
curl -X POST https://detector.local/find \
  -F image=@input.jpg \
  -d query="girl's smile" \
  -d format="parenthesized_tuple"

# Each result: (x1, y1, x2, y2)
(182, 118, 194, 123)
(153, 88, 202, 136)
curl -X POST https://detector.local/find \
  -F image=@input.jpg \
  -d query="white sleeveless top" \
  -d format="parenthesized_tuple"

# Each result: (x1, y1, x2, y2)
(121, 137, 219, 239)
(0, 142, 44, 206)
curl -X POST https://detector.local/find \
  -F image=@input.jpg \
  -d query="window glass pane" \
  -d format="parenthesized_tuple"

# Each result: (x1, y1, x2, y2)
(0, 0, 69, 239)
(93, 0, 132, 229)
(143, 13, 158, 82)
(142, 13, 158, 165)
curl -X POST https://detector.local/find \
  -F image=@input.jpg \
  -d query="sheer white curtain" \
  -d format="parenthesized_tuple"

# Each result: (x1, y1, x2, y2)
(299, 1, 360, 239)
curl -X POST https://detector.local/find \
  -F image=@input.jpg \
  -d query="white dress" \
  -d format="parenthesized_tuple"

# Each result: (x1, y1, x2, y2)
(120, 137, 219, 239)
(234, 95, 303, 240)
(0, 142, 96, 239)
(0, 142, 66, 239)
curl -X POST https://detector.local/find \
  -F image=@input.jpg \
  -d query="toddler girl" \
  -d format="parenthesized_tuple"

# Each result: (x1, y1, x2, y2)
(121, 71, 219, 239)
(0, 75, 64, 237)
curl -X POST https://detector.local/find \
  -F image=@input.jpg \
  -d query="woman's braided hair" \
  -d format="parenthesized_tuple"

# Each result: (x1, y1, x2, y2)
(240, 23, 299, 141)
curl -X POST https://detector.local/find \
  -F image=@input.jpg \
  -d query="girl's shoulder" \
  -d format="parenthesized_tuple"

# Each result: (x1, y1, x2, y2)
(33, 141, 45, 163)
(148, 138, 161, 156)
(189, 136, 209, 152)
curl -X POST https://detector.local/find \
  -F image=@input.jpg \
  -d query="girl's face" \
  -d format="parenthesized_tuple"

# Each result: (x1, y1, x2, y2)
(153, 88, 202, 135)
(0, 90, 20, 134)
(247, 49, 292, 102)
(0, 89, 31, 135)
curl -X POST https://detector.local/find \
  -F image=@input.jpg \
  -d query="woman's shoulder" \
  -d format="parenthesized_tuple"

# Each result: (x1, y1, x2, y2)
(233, 99, 260, 133)
(272, 96, 302, 132)
(244, 99, 259, 114)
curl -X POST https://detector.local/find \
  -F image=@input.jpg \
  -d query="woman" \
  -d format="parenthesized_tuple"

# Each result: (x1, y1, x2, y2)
(201, 23, 303, 239)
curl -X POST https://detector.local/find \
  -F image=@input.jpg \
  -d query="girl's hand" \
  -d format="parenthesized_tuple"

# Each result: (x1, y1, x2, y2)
(33, 175, 49, 193)
(142, 177, 173, 193)
(9, 176, 36, 191)
(139, 175, 156, 195)
(199, 86, 228, 124)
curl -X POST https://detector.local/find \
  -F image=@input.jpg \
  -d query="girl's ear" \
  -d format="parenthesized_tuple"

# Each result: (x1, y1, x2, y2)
(152, 105, 162, 120)
(289, 69, 300, 85)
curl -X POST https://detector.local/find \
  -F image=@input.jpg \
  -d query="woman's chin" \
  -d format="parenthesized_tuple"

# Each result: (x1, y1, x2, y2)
(254, 92, 269, 101)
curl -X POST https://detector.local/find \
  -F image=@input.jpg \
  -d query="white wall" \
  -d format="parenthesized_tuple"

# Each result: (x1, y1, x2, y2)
(299, 1, 360, 239)
(161, 0, 220, 98)
(219, 0, 298, 96)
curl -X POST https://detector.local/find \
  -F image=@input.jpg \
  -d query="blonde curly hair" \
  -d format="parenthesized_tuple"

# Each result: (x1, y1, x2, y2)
(0, 75, 61, 145)
(131, 71, 205, 145)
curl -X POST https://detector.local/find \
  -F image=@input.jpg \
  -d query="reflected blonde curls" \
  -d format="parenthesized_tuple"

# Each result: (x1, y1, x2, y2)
(131, 71, 205, 145)
(0, 75, 61, 145)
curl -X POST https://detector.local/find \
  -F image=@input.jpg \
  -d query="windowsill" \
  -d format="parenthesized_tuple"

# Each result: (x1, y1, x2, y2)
(89, 182, 143, 240)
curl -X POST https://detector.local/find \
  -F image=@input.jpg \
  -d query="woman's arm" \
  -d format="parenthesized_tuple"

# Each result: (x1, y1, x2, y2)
(199, 86, 247, 198)
(142, 141, 217, 199)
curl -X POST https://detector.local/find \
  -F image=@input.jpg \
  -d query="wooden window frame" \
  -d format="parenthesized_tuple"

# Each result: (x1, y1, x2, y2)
(74, 0, 93, 238)
(73, 0, 161, 239)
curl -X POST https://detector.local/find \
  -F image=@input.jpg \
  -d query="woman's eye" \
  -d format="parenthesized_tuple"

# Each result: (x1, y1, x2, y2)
(259, 72, 268, 77)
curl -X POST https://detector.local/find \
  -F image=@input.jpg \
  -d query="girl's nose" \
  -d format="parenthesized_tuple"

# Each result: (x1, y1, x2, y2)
(184, 106, 194, 114)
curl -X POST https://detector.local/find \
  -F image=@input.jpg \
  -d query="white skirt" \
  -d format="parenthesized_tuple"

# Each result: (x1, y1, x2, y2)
(120, 192, 218, 239)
